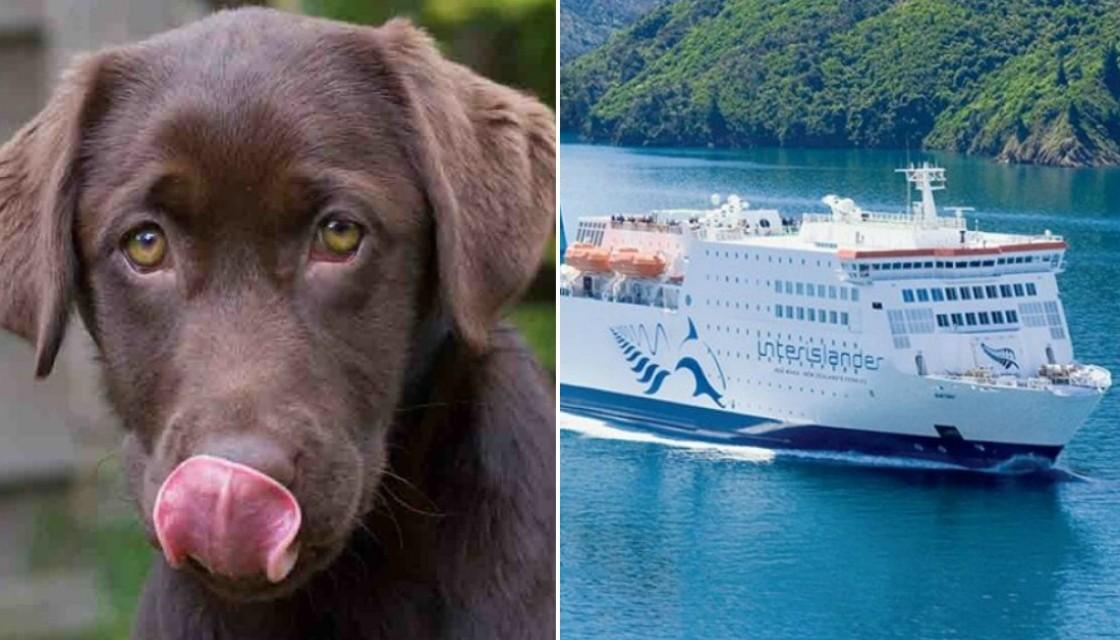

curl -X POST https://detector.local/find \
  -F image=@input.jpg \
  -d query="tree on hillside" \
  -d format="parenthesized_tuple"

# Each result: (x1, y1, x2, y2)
(707, 93, 728, 145)
(1103, 46, 1120, 96)
(1066, 101, 1081, 129)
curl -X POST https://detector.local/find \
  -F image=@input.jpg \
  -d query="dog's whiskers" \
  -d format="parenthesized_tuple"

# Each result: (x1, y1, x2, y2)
(377, 466, 443, 518)
(366, 492, 405, 551)
(342, 543, 373, 585)
(392, 400, 455, 414)
(380, 481, 444, 519)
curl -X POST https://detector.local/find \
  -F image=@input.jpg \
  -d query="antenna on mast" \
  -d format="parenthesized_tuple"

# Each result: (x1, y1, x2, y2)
(903, 144, 912, 215)
(905, 167, 912, 216)
(896, 163, 946, 224)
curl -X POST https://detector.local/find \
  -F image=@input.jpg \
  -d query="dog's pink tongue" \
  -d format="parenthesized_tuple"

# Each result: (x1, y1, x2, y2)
(154, 455, 301, 583)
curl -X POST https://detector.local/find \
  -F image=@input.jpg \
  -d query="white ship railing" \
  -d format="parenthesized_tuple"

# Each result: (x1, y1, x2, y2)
(931, 373, 1054, 390)
(801, 212, 1068, 246)
(801, 211, 967, 229)
(930, 364, 1111, 393)
(608, 219, 686, 235)
(715, 228, 744, 241)
(560, 268, 683, 311)
(972, 232, 1066, 244)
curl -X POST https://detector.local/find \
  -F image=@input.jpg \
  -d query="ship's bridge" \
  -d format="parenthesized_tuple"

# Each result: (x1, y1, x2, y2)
(796, 165, 1066, 283)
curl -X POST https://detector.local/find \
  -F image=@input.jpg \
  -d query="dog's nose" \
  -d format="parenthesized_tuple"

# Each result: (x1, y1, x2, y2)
(194, 433, 297, 488)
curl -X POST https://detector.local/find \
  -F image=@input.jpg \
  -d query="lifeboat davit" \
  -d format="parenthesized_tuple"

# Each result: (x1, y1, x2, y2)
(564, 242, 612, 273)
(609, 247, 666, 278)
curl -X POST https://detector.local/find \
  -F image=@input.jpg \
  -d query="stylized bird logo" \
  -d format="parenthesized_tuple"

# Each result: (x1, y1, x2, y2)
(981, 343, 1019, 370)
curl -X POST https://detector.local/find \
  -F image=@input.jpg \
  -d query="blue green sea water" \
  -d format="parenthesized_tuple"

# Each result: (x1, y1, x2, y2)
(559, 142, 1120, 639)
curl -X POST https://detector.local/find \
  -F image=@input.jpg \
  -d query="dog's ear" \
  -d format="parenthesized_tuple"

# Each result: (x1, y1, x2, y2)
(376, 20, 555, 352)
(0, 53, 111, 377)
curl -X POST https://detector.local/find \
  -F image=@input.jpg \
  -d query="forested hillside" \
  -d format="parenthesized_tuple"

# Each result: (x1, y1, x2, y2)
(561, 0, 666, 63)
(560, 0, 1120, 166)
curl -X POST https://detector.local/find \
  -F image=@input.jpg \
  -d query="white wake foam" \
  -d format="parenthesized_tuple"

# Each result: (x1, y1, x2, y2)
(773, 448, 968, 471)
(559, 412, 775, 463)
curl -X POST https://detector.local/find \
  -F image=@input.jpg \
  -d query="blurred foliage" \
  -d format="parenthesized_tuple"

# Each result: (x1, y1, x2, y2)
(91, 520, 151, 640)
(301, 0, 555, 106)
(562, 0, 1120, 167)
(15, 483, 148, 640)
(511, 301, 556, 372)
(513, 234, 556, 373)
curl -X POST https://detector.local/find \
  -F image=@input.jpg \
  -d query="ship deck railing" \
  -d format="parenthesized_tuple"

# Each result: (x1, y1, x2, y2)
(931, 373, 1054, 390)
(800, 211, 968, 229)
(608, 219, 685, 234)
(801, 211, 1067, 248)
(560, 273, 683, 311)
(930, 365, 1110, 392)
(609, 212, 803, 239)
(561, 289, 682, 311)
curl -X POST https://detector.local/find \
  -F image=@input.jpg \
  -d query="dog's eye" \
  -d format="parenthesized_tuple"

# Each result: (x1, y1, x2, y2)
(313, 217, 363, 260)
(122, 224, 168, 270)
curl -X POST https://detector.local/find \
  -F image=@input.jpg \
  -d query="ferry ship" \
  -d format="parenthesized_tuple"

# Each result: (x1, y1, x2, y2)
(558, 165, 1111, 467)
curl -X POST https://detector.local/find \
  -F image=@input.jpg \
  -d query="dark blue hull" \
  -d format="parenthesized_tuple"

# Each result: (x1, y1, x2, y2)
(560, 385, 1063, 469)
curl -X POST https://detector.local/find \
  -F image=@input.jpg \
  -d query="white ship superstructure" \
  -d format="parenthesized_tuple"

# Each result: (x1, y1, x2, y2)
(558, 165, 1111, 466)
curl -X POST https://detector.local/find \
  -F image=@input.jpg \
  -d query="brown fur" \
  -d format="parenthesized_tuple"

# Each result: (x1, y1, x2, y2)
(0, 8, 554, 639)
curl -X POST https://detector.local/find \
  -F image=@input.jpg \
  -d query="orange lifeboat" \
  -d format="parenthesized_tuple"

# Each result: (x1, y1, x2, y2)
(609, 247, 666, 278)
(564, 242, 612, 273)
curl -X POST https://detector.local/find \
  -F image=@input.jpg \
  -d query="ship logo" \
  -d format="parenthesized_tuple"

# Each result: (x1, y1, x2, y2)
(981, 343, 1019, 370)
(610, 318, 726, 407)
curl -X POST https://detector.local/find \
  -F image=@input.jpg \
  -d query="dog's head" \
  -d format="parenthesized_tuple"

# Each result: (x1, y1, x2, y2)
(0, 9, 552, 601)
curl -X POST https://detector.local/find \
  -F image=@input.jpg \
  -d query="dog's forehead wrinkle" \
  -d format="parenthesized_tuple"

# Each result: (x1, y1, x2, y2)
(80, 44, 425, 256)
(124, 113, 407, 232)
(153, 103, 301, 192)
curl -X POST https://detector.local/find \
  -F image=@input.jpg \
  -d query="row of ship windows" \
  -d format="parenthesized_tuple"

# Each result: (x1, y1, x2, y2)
(775, 305, 851, 326)
(935, 310, 1019, 328)
(775, 280, 860, 302)
(902, 282, 1037, 303)
(704, 249, 836, 269)
(889, 302, 1064, 340)
(855, 254, 1057, 272)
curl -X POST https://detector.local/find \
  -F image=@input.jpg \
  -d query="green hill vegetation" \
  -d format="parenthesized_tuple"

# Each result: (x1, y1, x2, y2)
(561, 0, 1120, 167)
(560, 0, 667, 63)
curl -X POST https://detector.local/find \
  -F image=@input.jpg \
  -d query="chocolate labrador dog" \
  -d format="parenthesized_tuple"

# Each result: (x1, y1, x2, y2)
(0, 8, 554, 639)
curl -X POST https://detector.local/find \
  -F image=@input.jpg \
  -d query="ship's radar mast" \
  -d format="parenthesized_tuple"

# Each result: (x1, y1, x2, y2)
(896, 163, 946, 224)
